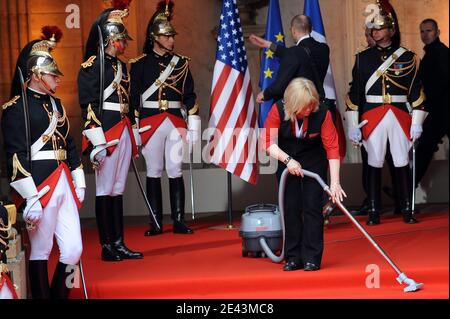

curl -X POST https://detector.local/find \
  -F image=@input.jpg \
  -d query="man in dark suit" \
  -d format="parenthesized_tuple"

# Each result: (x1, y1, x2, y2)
(250, 15, 330, 104)
(415, 19, 449, 187)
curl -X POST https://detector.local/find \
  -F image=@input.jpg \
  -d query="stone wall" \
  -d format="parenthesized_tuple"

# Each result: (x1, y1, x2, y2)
(0, 0, 448, 214)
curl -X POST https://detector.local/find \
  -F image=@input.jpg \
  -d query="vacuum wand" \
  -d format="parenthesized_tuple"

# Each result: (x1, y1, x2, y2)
(301, 169, 424, 293)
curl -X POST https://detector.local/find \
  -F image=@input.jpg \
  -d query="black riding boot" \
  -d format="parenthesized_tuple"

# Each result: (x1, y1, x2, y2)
(367, 166, 381, 226)
(111, 195, 143, 259)
(169, 177, 193, 234)
(351, 197, 370, 216)
(396, 165, 418, 224)
(28, 260, 51, 299)
(50, 262, 72, 299)
(144, 177, 164, 236)
(385, 146, 402, 215)
(95, 196, 121, 261)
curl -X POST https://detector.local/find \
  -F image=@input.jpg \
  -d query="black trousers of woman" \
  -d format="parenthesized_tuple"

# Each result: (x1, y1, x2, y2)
(276, 161, 327, 266)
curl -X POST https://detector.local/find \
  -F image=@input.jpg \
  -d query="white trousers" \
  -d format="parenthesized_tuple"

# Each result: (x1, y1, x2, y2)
(0, 280, 14, 299)
(28, 170, 83, 265)
(363, 109, 412, 168)
(141, 118, 184, 178)
(95, 128, 132, 196)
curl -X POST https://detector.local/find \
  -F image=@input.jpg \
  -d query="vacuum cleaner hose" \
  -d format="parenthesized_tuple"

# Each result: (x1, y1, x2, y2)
(260, 168, 290, 263)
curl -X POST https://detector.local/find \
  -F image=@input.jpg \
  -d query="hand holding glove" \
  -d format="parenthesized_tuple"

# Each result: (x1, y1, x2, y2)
(22, 185, 50, 230)
(410, 124, 423, 142)
(133, 127, 142, 147)
(410, 110, 428, 142)
(10, 177, 49, 230)
(348, 127, 362, 143)
(71, 168, 86, 204)
(23, 196, 44, 226)
(75, 188, 85, 203)
(187, 115, 201, 153)
(345, 111, 366, 146)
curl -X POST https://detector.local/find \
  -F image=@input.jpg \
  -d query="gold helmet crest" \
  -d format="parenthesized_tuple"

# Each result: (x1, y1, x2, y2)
(367, 0, 396, 30)
(149, 0, 177, 38)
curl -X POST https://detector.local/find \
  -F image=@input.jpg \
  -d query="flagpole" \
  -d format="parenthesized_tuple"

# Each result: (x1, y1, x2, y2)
(209, 171, 238, 231)
(208, 0, 258, 230)
(227, 171, 234, 228)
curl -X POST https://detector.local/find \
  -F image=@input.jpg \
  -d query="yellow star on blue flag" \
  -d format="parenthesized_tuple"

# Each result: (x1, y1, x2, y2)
(265, 50, 274, 59)
(275, 32, 284, 43)
(264, 68, 274, 78)
(259, 0, 285, 127)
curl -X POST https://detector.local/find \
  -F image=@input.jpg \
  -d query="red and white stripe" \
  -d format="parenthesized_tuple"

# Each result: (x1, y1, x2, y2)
(207, 61, 258, 184)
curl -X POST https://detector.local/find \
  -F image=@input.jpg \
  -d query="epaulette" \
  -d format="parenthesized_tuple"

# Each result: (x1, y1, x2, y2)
(401, 46, 415, 55)
(2, 95, 20, 110)
(400, 45, 410, 51)
(175, 53, 191, 61)
(81, 55, 96, 69)
(129, 53, 147, 64)
(356, 46, 371, 55)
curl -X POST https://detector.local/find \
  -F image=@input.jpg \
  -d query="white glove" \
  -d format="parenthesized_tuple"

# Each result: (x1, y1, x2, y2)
(23, 195, 44, 226)
(23, 184, 51, 229)
(348, 127, 362, 143)
(94, 148, 107, 165)
(75, 187, 85, 203)
(187, 130, 200, 144)
(345, 111, 362, 143)
(133, 128, 142, 147)
(410, 110, 428, 142)
(71, 168, 86, 203)
(410, 124, 423, 142)
(187, 115, 201, 143)
(90, 139, 119, 168)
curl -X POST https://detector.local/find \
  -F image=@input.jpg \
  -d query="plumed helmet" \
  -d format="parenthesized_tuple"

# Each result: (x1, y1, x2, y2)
(366, 0, 401, 46)
(28, 37, 63, 78)
(367, 0, 396, 30)
(83, 0, 133, 60)
(10, 26, 63, 97)
(143, 1, 176, 54)
(150, 1, 177, 37)
(102, 1, 133, 43)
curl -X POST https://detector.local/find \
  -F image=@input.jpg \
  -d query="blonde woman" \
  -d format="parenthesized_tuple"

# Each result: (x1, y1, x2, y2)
(262, 78, 346, 271)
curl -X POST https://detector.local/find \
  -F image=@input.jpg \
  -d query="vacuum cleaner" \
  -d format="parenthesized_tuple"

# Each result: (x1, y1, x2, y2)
(239, 204, 283, 259)
(240, 168, 424, 293)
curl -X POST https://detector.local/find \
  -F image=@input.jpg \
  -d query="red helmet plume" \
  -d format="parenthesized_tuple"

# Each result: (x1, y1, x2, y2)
(112, 0, 132, 10)
(41, 26, 63, 43)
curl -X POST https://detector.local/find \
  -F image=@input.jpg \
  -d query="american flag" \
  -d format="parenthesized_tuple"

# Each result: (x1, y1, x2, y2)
(207, 0, 258, 185)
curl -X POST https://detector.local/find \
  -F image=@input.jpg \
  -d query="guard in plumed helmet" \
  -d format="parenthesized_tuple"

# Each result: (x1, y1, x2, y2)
(77, 0, 143, 262)
(345, 0, 427, 226)
(1, 26, 85, 299)
(130, 0, 200, 236)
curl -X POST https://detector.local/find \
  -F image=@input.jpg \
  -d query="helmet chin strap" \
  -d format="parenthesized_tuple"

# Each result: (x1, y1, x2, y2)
(38, 75, 55, 95)
(154, 39, 173, 53)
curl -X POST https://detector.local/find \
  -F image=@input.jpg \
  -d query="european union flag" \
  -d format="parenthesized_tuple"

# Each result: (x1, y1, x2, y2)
(258, 0, 285, 127)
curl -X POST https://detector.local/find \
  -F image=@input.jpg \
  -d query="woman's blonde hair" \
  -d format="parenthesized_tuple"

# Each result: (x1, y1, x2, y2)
(283, 77, 320, 121)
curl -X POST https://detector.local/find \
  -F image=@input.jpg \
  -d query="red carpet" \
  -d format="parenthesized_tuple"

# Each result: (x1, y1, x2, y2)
(65, 211, 448, 299)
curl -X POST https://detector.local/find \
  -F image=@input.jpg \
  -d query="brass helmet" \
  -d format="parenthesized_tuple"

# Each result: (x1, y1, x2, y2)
(28, 36, 63, 78)
(101, 5, 133, 46)
(367, 0, 396, 30)
(10, 26, 62, 97)
(149, 0, 177, 38)
(83, 0, 132, 60)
